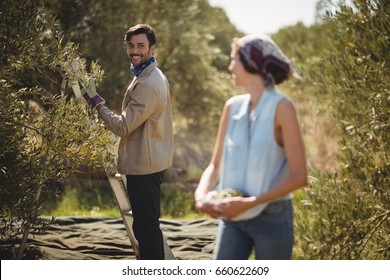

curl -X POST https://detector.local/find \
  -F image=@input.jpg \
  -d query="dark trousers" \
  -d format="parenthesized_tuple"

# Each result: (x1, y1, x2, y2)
(126, 171, 165, 260)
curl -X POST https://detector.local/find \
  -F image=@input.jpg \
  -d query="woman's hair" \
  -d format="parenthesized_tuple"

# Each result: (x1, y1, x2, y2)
(232, 35, 298, 86)
(124, 24, 156, 46)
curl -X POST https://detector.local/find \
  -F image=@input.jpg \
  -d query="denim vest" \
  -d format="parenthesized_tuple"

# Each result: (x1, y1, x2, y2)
(219, 89, 291, 220)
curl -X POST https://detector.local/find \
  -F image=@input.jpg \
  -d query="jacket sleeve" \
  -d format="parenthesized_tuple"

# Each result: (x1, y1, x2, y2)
(98, 82, 161, 137)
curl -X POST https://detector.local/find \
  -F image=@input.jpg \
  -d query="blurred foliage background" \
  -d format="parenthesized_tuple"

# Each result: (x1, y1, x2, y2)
(0, 0, 388, 259)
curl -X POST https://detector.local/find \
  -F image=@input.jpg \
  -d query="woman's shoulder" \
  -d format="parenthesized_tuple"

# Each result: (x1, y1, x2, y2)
(271, 88, 293, 102)
(275, 94, 298, 124)
(274, 89, 295, 109)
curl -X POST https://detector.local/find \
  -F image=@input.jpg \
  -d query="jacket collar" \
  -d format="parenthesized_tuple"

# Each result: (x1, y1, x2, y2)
(134, 60, 157, 80)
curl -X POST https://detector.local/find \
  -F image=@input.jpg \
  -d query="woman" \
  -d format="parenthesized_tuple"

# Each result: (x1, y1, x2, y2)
(195, 34, 307, 260)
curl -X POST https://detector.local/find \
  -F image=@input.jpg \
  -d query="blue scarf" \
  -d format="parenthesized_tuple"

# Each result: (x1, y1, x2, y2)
(130, 57, 155, 77)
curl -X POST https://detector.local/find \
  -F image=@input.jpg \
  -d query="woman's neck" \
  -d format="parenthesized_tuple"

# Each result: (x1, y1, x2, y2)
(245, 77, 265, 112)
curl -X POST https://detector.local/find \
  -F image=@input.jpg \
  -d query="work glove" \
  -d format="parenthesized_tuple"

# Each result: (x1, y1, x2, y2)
(70, 77, 82, 99)
(79, 79, 105, 109)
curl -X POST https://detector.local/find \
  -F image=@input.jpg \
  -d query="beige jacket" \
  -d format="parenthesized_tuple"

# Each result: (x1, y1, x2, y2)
(98, 61, 173, 175)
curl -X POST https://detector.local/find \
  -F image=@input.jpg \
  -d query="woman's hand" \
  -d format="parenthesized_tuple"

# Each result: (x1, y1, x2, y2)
(213, 196, 256, 220)
(195, 198, 221, 219)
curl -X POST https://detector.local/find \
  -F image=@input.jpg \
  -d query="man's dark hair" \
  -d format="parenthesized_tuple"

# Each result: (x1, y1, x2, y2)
(124, 24, 156, 46)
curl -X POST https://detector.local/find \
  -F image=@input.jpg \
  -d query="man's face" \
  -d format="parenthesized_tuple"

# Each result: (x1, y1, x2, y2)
(127, 33, 155, 67)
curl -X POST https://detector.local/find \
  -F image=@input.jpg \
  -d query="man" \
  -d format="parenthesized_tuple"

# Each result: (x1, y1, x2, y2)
(81, 24, 174, 259)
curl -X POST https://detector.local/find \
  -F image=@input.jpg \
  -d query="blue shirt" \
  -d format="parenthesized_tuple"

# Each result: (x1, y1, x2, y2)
(219, 88, 291, 220)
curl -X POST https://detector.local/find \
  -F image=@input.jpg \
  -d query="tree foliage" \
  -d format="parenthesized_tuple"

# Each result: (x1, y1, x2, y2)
(293, 0, 389, 259)
(0, 0, 115, 250)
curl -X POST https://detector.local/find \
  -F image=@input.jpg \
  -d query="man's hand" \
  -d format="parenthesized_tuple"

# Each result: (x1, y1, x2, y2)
(79, 79, 105, 109)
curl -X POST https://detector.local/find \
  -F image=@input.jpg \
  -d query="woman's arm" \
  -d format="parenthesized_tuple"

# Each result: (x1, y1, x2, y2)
(194, 100, 231, 216)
